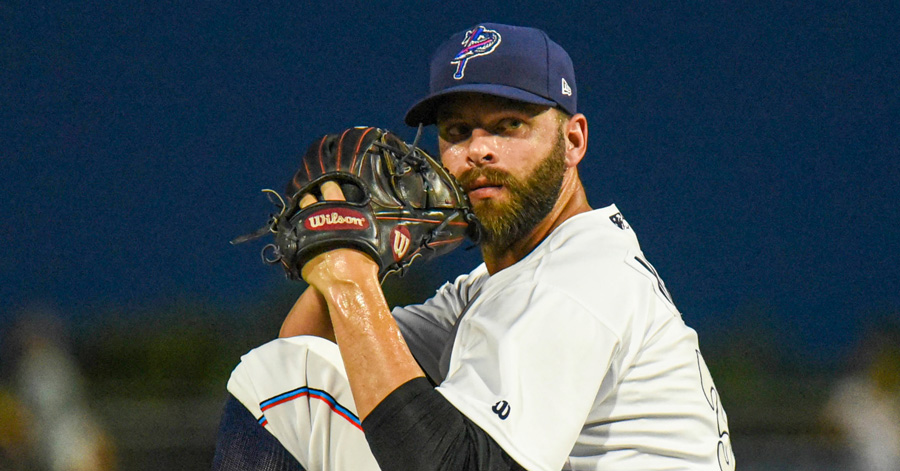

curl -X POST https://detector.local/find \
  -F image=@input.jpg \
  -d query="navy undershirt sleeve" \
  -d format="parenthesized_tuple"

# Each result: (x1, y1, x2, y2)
(362, 377, 527, 471)
(212, 394, 305, 471)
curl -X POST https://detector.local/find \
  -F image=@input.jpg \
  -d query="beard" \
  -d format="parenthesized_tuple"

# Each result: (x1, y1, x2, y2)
(457, 127, 568, 255)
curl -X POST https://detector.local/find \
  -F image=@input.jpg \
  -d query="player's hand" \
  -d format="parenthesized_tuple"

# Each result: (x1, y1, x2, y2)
(298, 181, 380, 288)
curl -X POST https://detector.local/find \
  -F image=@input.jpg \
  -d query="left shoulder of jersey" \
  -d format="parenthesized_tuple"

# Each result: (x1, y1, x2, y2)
(532, 205, 683, 325)
(543, 204, 640, 255)
(531, 205, 651, 295)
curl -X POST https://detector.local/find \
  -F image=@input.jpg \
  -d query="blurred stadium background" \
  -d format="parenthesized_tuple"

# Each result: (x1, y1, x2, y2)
(3, 1, 897, 470)
(3, 270, 897, 470)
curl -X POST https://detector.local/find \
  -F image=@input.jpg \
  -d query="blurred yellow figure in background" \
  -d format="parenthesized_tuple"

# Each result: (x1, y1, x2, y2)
(7, 311, 116, 471)
(825, 319, 900, 471)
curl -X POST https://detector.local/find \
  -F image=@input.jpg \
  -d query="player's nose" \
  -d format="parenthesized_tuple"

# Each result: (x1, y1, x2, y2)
(466, 128, 496, 166)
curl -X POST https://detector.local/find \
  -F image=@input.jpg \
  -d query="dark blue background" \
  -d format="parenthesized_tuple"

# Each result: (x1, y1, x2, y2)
(3, 1, 898, 363)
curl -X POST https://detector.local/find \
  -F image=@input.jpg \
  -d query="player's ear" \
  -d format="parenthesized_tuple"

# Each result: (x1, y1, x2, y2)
(563, 112, 588, 168)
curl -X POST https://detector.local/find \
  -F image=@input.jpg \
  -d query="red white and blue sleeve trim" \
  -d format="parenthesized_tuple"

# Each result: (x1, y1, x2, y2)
(256, 386, 362, 431)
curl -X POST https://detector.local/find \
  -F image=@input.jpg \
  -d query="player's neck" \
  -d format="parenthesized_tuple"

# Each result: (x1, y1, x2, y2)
(482, 171, 591, 274)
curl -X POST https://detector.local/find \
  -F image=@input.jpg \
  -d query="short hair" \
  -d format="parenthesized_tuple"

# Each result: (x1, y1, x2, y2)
(554, 107, 572, 126)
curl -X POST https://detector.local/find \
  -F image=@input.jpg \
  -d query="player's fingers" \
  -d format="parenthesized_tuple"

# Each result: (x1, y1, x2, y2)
(320, 180, 346, 201)
(298, 193, 317, 208)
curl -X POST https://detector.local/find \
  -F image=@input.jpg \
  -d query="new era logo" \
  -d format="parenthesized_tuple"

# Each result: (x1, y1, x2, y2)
(561, 78, 572, 96)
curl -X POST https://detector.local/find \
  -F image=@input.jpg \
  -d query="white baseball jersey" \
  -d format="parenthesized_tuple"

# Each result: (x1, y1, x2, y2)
(392, 204, 734, 470)
(227, 204, 734, 471)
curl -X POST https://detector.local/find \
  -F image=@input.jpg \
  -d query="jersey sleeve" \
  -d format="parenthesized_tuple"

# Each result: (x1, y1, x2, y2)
(225, 337, 380, 470)
(392, 265, 487, 382)
(435, 281, 623, 471)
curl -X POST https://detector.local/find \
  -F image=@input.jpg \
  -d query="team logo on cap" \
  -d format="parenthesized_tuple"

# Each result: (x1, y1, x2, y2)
(451, 25, 502, 80)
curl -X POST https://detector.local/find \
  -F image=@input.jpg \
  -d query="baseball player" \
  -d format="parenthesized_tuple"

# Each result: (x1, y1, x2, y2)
(214, 23, 734, 471)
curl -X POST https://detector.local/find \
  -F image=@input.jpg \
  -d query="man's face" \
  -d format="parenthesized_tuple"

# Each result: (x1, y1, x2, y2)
(436, 94, 569, 251)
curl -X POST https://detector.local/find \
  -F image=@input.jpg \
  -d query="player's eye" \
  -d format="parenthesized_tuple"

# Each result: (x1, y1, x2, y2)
(438, 123, 471, 142)
(495, 118, 524, 135)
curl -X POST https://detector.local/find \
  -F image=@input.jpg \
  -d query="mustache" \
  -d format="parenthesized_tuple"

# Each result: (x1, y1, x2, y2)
(457, 167, 517, 191)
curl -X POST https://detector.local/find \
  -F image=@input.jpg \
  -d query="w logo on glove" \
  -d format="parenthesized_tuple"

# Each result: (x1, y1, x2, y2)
(391, 226, 412, 261)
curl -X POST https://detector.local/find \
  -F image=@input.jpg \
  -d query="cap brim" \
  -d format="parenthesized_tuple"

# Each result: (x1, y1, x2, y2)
(404, 84, 557, 127)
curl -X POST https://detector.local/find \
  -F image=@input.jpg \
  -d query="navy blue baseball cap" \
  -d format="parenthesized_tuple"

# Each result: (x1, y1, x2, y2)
(404, 23, 577, 126)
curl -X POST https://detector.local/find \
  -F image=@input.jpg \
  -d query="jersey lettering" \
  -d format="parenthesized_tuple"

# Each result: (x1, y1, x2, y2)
(633, 255, 675, 306)
(696, 350, 735, 471)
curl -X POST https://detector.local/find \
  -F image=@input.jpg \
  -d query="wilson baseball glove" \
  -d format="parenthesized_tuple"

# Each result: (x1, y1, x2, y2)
(232, 126, 480, 282)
